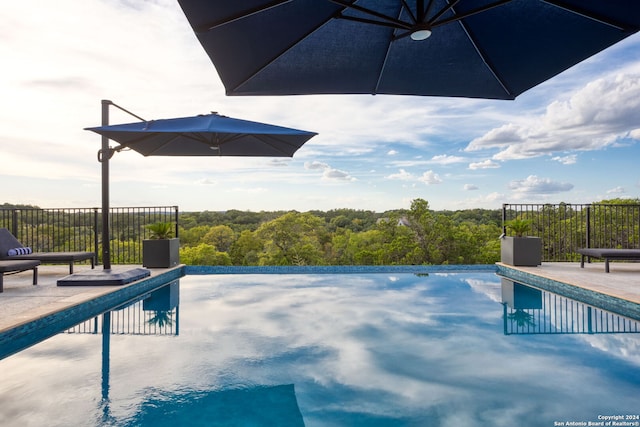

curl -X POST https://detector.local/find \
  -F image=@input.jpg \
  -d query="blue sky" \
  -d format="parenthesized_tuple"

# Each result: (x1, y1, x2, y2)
(2, 1, 640, 212)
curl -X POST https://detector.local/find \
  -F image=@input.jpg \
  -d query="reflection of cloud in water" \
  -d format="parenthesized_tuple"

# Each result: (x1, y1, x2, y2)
(465, 277, 503, 303)
(0, 273, 639, 426)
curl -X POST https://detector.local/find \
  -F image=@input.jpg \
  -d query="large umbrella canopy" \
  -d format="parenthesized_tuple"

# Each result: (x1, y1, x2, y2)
(85, 113, 317, 157)
(177, 0, 640, 100)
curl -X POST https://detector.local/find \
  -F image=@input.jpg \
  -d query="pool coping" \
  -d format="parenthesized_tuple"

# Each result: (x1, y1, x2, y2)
(184, 265, 497, 274)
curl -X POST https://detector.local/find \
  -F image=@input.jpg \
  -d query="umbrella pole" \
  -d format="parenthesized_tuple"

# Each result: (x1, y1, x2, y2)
(101, 99, 111, 270)
(98, 100, 146, 271)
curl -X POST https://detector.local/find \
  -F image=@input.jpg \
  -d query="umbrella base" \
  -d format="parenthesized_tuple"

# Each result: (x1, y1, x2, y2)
(57, 267, 150, 286)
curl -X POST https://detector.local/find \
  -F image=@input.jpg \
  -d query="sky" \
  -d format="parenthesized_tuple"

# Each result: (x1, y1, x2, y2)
(2, 1, 640, 213)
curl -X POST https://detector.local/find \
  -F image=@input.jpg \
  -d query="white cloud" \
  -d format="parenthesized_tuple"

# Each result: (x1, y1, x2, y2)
(195, 178, 217, 185)
(323, 168, 356, 181)
(305, 161, 330, 170)
(508, 175, 573, 194)
(387, 150, 398, 155)
(268, 159, 291, 167)
(305, 160, 355, 181)
(386, 169, 415, 181)
(465, 123, 523, 151)
(606, 186, 625, 194)
(429, 155, 465, 165)
(418, 171, 443, 185)
(551, 154, 577, 165)
(468, 159, 500, 170)
(464, 184, 479, 191)
(465, 73, 640, 160)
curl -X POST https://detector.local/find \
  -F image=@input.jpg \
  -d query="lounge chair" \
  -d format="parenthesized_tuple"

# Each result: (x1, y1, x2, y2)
(577, 248, 640, 273)
(0, 228, 95, 274)
(0, 259, 40, 292)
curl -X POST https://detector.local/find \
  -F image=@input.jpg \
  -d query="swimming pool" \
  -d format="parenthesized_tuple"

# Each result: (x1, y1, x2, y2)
(1, 271, 639, 426)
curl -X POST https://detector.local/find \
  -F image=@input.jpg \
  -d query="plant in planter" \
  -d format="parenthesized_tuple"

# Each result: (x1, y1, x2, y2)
(147, 222, 174, 240)
(500, 218, 542, 266)
(143, 222, 180, 268)
(505, 218, 532, 237)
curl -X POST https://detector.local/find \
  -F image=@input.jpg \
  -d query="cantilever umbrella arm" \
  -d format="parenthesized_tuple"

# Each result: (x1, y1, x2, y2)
(97, 145, 129, 162)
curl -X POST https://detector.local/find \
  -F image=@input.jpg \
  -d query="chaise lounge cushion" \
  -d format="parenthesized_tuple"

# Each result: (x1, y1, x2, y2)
(0, 228, 95, 274)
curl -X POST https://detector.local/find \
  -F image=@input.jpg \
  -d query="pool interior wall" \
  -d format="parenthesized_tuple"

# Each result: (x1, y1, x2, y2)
(1, 269, 639, 426)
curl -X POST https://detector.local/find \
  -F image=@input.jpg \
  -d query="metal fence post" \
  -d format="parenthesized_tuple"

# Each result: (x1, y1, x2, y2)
(11, 209, 18, 237)
(93, 208, 100, 266)
(173, 205, 179, 238)
(501, 203, 507, 235)
(585, 206, 591, 249)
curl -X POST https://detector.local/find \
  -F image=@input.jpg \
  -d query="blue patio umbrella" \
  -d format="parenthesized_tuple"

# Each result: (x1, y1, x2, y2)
(85, 112, 317, 157)
(67, 100, 316, 284)
(177, 0, 640, 100)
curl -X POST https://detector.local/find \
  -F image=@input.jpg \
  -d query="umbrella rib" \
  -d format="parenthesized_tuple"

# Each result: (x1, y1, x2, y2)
(423, 0, 437, 22)
(427, 0, 461, 25)
(110, 132, 162, 150)
(541, 0, 639, 32)
(415, 0, 423, 21)
(205, 133, 298, 157)
(337, 14, 411, 31)
(374, 5, 407, 94)
(330, 0, 410, 30)
(194, 0, 292, 32)
(430, 0, 513, 28)
(454, 15, 515, 99)
(245, 134, 299, 157)
(142, 133, 186, 156)
(119, 132, 213, 155)
(402, 0, 418, 24)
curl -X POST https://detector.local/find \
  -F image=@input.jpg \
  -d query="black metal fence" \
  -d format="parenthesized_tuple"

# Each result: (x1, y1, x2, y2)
(0, 206, 178, 265)
(502, 203, 640, 262)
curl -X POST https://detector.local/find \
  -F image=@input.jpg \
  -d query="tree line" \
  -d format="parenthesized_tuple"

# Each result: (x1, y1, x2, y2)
(4, 198, 637, 266)
(178, 198, 503, 266)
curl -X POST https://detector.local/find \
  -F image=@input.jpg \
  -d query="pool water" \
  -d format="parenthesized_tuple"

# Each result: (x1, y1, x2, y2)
(1, 272, 639, 426)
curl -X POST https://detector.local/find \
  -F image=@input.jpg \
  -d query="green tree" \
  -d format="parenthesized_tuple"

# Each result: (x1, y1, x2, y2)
(229, 230, 264, 265)
(256, 212, 327, 265)
(179, 225, 212, 247)
(180, 243, 232, 265)
(203, 225, 236, 252)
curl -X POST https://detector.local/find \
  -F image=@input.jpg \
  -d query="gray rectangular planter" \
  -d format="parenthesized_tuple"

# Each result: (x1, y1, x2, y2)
(500, 236, 542, 266)
(143, 238, 180, 268)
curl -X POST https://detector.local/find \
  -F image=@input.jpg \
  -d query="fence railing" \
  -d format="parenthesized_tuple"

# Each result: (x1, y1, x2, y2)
(502, 203, 640, 262)
(503, 289, 640, 335)
(3, 204, 639, 265)
(0, 206, 179, 265)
